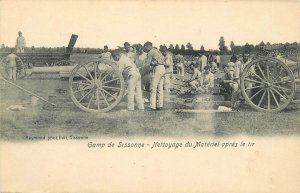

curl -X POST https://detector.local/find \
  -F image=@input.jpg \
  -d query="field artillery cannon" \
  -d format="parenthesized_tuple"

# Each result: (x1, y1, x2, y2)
(0, 57, 126, 113)
(0, 34, 78, 80)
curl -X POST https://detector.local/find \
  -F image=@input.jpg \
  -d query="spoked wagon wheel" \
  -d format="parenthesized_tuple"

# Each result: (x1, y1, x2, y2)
(69, 59, 125, 113)
(241, 57, 295, 112)
(0, 56, 26, 79)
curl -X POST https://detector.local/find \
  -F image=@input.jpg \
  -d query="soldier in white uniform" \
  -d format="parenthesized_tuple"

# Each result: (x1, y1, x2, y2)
(198, 53, 208, 72)
(111, 50, 144, 111)
(161, 46, 174, 93)
(188, 63, 202, 90)
(216, 54, 221, 68)
(6, 49, 18, 80)
(196, 66, 214, 93)
(124, 42, 136, 63)
(144, 41, 165, 110)
(136, 44, 150, 102)
(175, 54, 185, 78)
(99, 45, 111, 59)
(15, 31, 26, 53)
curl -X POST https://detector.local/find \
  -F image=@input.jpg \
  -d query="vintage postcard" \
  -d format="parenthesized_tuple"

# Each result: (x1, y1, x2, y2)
(0, 0, 300, 192)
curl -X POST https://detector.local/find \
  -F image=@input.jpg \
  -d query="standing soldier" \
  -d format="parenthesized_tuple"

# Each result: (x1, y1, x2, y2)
(136, 44, 151, 102)
(111, 50, 144, 111)
(15, 31, 26, 53)
(216, 54, 221, 68)
(175, 54, 185, 80)
(99, 45, 112, 59)
(207, 52, 214, 66)
(198, 52, 207, 72)
(144, 41, 165, 110)
(161, 46, 174, 93)
(124, 42, 136, 63)
(7, 49, 18, 80)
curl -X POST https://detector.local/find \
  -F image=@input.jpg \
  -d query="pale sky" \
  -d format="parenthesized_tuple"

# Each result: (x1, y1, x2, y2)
(0, 0, 299, 49)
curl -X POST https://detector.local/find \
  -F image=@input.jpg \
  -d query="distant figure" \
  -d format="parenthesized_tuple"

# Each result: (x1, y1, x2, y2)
(99, 45, 111, 59)
(199, 53, 207, 72)
(7, 49, 18, 80)
(215, 54, 221, 68)
(161, 46, 174, 92)
(207, 52, 214, 64)
(16, 31, 26, 53)
(175, 54, 185, 79)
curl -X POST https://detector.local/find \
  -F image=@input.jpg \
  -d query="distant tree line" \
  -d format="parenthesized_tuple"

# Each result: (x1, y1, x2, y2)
(1, 37, 299, 56)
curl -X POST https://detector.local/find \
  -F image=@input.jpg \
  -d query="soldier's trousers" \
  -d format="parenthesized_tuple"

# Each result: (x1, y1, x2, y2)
(150, 65, 165, 109)
(127, 73, 144, 110)
(163, 66, 172, 92)
(9, 67, 16, 80)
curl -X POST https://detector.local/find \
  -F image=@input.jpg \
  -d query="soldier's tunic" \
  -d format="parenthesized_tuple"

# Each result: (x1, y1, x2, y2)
(199, 55, 208, 71)
(125, 51, 137, 63)
(16, 36, 26, 53)
(118, 54, 144, 111)
(7, 53, 17, 80)
(145, 48, 165, 109)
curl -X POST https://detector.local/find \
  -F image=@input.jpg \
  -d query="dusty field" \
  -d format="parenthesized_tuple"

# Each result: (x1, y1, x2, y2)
(0, 54, 300, 141)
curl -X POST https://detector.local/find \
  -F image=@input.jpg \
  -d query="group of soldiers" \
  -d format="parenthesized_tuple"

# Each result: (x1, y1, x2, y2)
(99, 42, 230, 111)
(100, 42, 170, 111)
(7, 31, 251, 110)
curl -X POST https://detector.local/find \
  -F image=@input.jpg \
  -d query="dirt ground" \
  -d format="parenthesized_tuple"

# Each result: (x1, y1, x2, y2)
(1, 54, 300, 141)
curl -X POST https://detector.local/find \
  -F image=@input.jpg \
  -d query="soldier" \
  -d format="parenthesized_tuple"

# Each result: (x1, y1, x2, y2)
(216, 54, 221, 68)
(99, 45, 111, 59)
(144, 41, 165, 110)
(111, 50, 144, 111)
(175, 54, 185, 79)
(124, 42, 136, 62)
(210, 59, 218, 74)
(188, 63, 202, 91)
(196, 66, 214, 93)
(161, 46, 174, 93)
(220, 63, 240, 108)
(198, 52, 207, 72)
(15, 31, 26, 53)
(136, 44, 151, 102)
(7, 49, 18, 80)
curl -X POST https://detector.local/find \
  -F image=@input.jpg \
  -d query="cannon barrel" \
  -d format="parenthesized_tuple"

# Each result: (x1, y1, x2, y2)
(25, 62, 113, 78)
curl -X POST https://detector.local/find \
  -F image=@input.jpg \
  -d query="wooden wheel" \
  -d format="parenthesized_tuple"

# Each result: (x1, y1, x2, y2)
(0, 56, 26, 79)
(241, 57, 295, 112)
(69, 59, 125, 113)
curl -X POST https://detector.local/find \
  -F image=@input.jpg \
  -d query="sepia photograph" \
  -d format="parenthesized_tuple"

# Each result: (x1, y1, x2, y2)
(0, 0, 300, 192)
